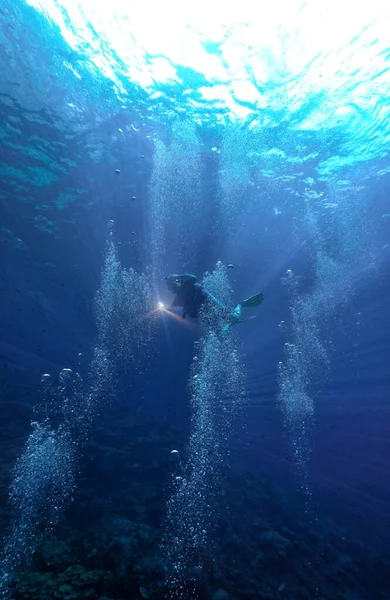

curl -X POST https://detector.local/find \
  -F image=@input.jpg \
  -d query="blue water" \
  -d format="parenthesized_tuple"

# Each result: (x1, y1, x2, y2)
(1, 1, 390, 599)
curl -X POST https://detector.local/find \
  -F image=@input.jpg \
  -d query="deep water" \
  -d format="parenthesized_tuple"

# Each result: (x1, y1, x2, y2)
(1, 2, 390, 600)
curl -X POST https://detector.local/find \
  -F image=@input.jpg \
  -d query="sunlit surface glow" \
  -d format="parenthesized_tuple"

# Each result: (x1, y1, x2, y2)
(20, 0, 389, 175)
(26, 3, 389, 121)
(158, 302, 165, 309)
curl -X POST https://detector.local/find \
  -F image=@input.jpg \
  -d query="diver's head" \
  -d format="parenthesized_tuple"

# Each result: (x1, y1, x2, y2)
(166, 276, 181, 294)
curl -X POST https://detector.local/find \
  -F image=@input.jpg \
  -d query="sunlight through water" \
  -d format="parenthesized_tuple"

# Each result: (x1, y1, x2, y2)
(20, 0, 390, 184)
(25, 0, 390, 137)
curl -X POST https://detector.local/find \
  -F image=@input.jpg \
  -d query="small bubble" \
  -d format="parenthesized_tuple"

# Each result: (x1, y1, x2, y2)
(115, 168, 121, 174)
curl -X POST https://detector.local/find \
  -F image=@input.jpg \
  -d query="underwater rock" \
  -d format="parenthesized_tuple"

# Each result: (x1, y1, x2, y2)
(260, 530, 292, 558)
(14, 565, 105, 600)
(7, 406, 389, 600)
(35, 538, 74, 570)
(253, 517, 272, 531)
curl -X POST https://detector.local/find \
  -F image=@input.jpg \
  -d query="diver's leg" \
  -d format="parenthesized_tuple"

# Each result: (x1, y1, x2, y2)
(203, 291, 230, 320)
(204, 290, 227, 311)
(229, 303, 242, 323)
(218, 305, 242, 336)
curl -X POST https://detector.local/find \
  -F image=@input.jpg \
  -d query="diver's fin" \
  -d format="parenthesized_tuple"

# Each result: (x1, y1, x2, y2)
(238, 316, 257, 323)
(240, 292, 264, 308)
(222, 316, 256, 336)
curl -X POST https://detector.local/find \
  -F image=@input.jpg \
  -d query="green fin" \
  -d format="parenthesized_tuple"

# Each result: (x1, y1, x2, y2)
(238, 316, 257, 323)
(240, 292, 264, 308)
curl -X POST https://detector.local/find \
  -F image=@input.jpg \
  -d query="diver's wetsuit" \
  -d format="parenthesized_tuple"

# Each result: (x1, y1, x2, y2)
(171, 281, 206, 318)
(169, 276, 226, 319)
(167, 273, 227, 319)
(166, 273, 263, 330)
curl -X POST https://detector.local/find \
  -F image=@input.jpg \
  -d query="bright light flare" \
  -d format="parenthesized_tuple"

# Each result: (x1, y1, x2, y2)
(162, 309, 195, 328)
(145, 302, 196, 328)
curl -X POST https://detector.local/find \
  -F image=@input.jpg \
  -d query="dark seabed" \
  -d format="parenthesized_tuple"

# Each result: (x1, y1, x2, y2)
(1, 2, 390, 599)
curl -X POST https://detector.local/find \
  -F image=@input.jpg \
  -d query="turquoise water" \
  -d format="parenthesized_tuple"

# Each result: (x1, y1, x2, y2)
(1, 2, 390, 599)
(3, 1, 390, 169)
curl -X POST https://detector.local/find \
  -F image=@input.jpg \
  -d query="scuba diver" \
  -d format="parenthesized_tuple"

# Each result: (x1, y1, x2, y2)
(165, 273, 264, 334)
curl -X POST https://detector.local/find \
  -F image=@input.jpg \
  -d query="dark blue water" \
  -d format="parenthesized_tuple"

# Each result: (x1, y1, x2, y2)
(1, 1, 390, 599)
